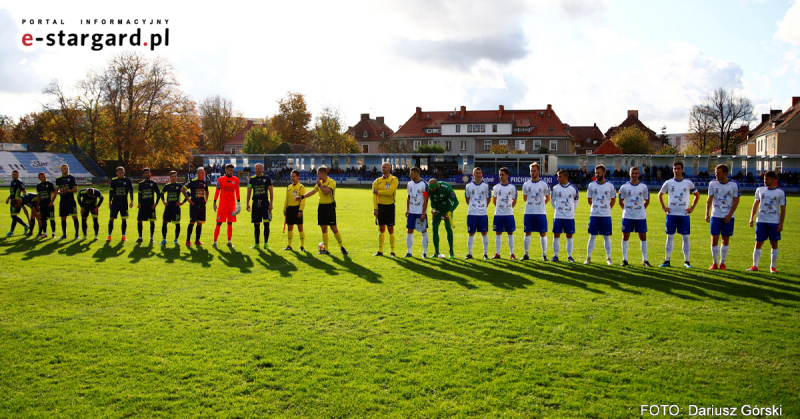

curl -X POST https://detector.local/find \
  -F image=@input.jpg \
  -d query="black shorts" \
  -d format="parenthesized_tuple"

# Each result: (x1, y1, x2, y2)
(10, 202, 21, 216)
(39, 201, 55, 220)
(190, 204, 206, 224)
(377, 203, 395, 226)
(59, 199, 77, 218)
(110, 202, 129, 219)
(81, 205, 98, 218)
(163, 205, 181, 224)
(286, 206, 303, 225)
(251, 199, 272, 223)
(138, 206, 157, 222)
(318, 202, 337, 226)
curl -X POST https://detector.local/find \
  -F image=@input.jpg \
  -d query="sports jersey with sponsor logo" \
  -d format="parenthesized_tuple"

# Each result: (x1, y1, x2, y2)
(55, 175, 77, 205)
(78, 188, 104, 207)
(9, 179, 25, 200)
(407, 179, 428, 215)
(372, 175, 399, 208)
(464, 181, 490, 216)
(427, 182, 458, 213)
(492, 183, 518, 217)
(522, 179, 550, 215)
(36, 181, 56, 203)
(161, 183, 185, 207)
(708, 180, 740, 218)
(313, 178, 336, 205)
(184, 178, 209, 206)
(214, 175, 240, 205)
(587, 180, 616, 217)
(284, 183, 306, 210)
(138, 180, 162, 209)
(755, 186, 786, 224)
(109, 177, 134, 204)
(551, 183, 579, 220)
(247, 175, 273, 201)
(619, 182, 649, 220)
(659, 178, 697, 216)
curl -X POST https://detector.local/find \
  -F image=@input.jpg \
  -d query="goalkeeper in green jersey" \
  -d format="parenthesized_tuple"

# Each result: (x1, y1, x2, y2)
(426, 178, 459, 259)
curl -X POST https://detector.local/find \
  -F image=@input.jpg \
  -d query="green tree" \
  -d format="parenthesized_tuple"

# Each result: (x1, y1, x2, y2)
(272, 91, 312, 145)
(417, 144, 445, 153)
(308, 106, 359, 153)
(242, 125, 282, 154)
(200, 95, 246, 151)
(271, 142, 292, 154)
(656, 144, 678, 155)
(610, 126, 652, 154)
(489, 144, 509, 154)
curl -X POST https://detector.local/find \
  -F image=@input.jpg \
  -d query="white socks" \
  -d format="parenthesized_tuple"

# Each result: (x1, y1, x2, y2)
(553, 237, 560, 256)
(682, 235, 691, 262)
(566, 237, 574, 257)
(665, 234, 675, 261)
(468, 235, 475, 255)
(524, 235, 531, 255)
(712, 245, 720, 264)
(407, 233, 414, 254)
(641, 240, 648, 262)
(720, 245, 728, 264)
(540, 236, 547, 256)
(771, 248, 779, 268)
(508, 235, 515, 255)
(496, 235, 502, 254)
(587, 235, 597, 257)
(603, 235, 612, 259)
(422, 232, 429, 254)
(482, 234, 488, 255)
(622, 240, 629, 261)
(753, 249, 762, 267)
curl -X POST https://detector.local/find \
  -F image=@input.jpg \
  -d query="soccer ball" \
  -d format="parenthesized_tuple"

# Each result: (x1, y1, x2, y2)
(318, 242, 325, 251)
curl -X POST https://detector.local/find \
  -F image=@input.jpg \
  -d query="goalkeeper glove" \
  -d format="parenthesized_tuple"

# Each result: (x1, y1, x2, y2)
(232, 202, 241, 216)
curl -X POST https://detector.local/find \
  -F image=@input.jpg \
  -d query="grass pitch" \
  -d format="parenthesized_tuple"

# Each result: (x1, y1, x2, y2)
(0, 185, 798, 418)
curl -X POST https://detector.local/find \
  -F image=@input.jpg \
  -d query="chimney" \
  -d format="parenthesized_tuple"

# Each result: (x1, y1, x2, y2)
(546, 104, 552, 111)
(376, 116, 384, 124)
(499, 104, 504, 117)
(628, 110, 639, 120)
(771, 109, 782, 118)
(460, 105, 466, 117)
(793, 96, 800, 107)
(361, 113, 369, 121)
(415, 107, 421, 118)
(762, 113, 770, 123)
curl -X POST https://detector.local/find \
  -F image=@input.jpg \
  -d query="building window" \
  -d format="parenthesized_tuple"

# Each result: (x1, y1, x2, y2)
(363, 130, 369, 138)
(484, 140, 492, 151)
(534, 140, 541, 150)
(492, 125, 497, 132)
(499, 140, 508, 146)
(231, 147, 236, 155)
(550, 126, 554, 131)
(380, 132, 385, 138)
(413, 140, 421, 150)
(362, 144, 369, 153)
(586, 150, 592, 155)
(550, 140, 558, 151)
(460, 141, 467, 151)
(516, 140, 526, 151)
(480, 125, 485, 132)
(467, 125, 473, 133)
(472, 125, 481, 132)
(445, 141, 452, 151)
(428, 140, 434, 145)
(456, 125, 461, 133)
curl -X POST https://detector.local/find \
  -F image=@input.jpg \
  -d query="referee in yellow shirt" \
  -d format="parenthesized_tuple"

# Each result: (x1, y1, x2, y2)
(372, 162, 399, 256)
(283, 169, 306, 251)
(297, 166, 347, 255)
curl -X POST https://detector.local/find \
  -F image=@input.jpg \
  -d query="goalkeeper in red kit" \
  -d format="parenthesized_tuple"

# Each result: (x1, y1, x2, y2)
(213, 164, 241, 248)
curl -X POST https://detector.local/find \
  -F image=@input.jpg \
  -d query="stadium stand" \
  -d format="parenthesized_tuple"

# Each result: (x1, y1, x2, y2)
(0, 151, 96, 183)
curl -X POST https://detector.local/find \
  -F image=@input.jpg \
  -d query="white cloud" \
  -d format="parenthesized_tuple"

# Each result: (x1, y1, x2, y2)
(775, 0, 800, 45)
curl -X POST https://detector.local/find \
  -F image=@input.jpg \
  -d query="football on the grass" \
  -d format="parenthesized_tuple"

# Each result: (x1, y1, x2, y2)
(318, 242, 325, 251)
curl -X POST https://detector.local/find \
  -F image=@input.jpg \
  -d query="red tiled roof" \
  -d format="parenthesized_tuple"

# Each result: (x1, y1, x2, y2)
(594, 139, 622, 154)
(756, 101, 800, 138)
(391, 106, 572, 138)
(348, 114, 395, 143)
(605, 115, 659, 142)
(223, 119, 254, 147)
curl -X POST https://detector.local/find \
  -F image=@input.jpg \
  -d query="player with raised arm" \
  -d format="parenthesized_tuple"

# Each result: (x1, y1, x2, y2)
(404, 167, 429, 258)
(522, 162, 551, 261)
(107, 166, 134, 242)
(705, 164, 740, 270)
(551, 169, 579, 262)
(372, 162, 399, 257)
(136, 168, 162, 243)
(465, 167, 491, 259)
(185, 168, 209, 247)
(246, 163, 274, 249)
(283, 169, 306, 251)
(619, 166, 651, 267)
(658, 161, 700, 268)
(55, 164, 79, 240)
(492, 167, 518, 260)
(213, 164, 241, 248)
(748, 170, 786, 273)
(297, 166, 347, 255)
(6, 169, 29, 236)
(159, 171, 189, 245)
(585, 165, 616, 265)
(427, 178, 459, 259)
(78, 187, 103, 239)
(35, 172, 57, 238)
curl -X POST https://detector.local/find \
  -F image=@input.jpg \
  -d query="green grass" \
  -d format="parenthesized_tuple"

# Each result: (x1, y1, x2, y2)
(0, 186, 798, 418)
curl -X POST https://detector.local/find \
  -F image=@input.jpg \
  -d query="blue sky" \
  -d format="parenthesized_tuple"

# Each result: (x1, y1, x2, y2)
(0, 0, 798, 134)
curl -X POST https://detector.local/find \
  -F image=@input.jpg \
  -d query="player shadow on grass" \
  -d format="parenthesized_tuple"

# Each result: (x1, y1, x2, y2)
(391, 257, 479, 290)
(328, 254, 383, 284)
(254, 248, 298, 277)
(295, 249, 340, 277)
(0, 236, 36, 256)
(214, 246, 254, 273)
(19, 240, 66, 261)
(180, 245, 214, 268)
(59, 239, 93, 256)
(91, 241, 125, 262)
(128, 242, 157, 264)
(154, 242, 182, 264)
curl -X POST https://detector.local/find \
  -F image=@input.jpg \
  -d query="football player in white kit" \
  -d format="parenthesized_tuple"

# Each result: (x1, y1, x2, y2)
(551, 169, 579, 262)
(522, 162, 550, 261)
(705, 164, 740, 270)
(658, 161, 700, 268)
(585, 164, 616, 265)
(748, 170, 786, 273)
(492, 167, 518, 260)
(464, 167, 491, 259)
(618, 166, 651, 267)
(404, 167, 429, 258)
